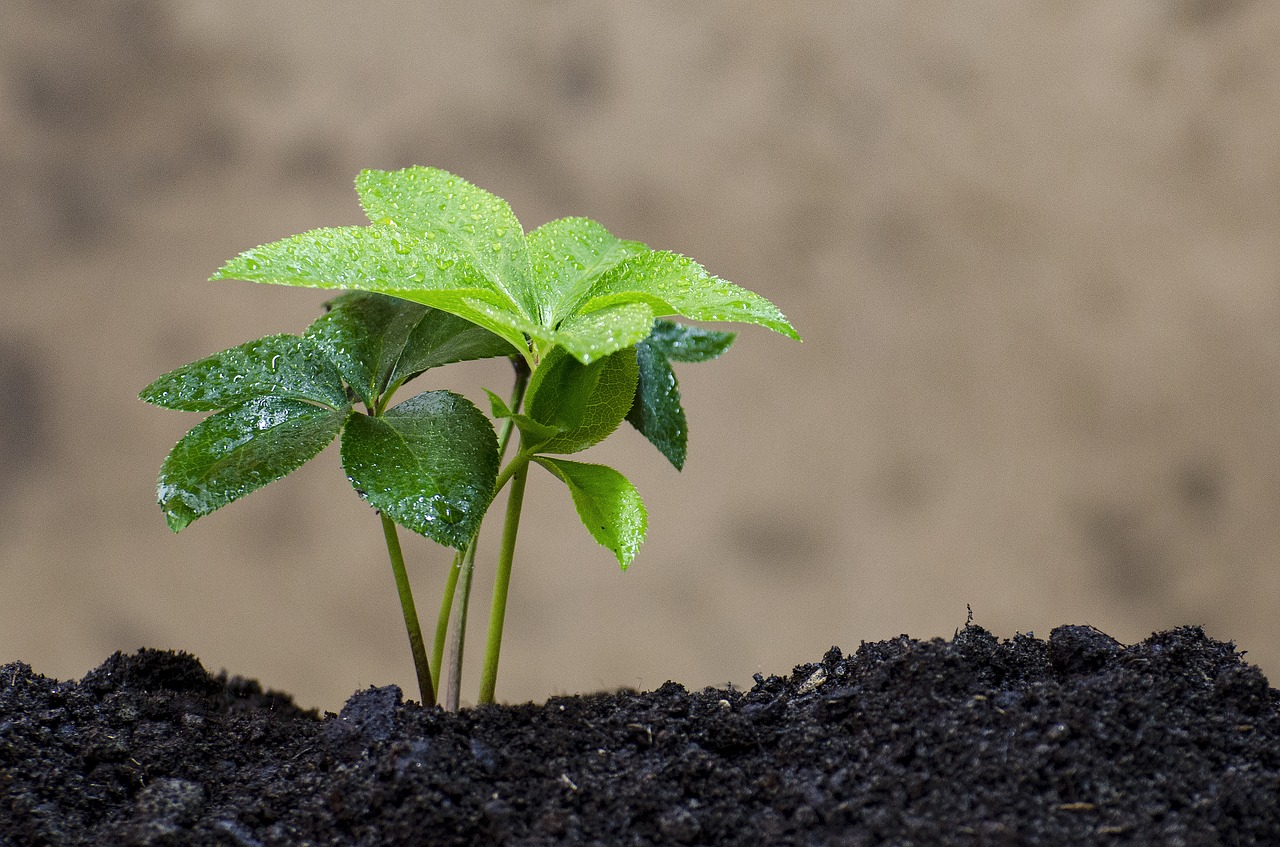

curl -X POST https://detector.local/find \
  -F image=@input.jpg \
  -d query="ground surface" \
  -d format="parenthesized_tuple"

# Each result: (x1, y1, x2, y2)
(3, 625, 1277, 846)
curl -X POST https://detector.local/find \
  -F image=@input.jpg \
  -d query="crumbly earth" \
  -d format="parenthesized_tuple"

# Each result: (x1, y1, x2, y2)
(2, 625, 1277, 846)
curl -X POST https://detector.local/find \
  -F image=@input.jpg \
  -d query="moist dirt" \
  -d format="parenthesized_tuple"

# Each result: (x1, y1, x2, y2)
(2, 624, 1277, 846)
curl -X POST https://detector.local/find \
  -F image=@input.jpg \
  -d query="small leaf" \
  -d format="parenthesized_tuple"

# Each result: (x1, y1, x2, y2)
(527, 217, 648, 326)
(355, 167, 537, 321)
(626, 342, 686, 470)
(525, 346, 606, 431)
(305, 293, 426, 405)
(643, 319, 736, 363)
(526, 348, 639, 455)
(534, 457, 647, 568)
(140, 335, 348, 412)
(551, 301, 655, 365)
(340, 390, 498, 549)
(157, 397, 348, 531)
(578, 250, 799, 340)
(485, 389, 513, 419)
(306, 292, 514, 405)
(389, 305, 515, 385)
(626, 321, 736, 469)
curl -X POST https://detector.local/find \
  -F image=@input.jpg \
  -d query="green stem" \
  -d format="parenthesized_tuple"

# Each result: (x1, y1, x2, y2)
(440, 357, 530, 710)
(478, 454, 530, 704)
(444, 536, 478, 711)
(381, 512, 435, 707)
(430, 549, 464, 696)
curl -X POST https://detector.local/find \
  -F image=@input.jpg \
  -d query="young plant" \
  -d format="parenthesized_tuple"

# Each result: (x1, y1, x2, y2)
(142, 166, 798, 708)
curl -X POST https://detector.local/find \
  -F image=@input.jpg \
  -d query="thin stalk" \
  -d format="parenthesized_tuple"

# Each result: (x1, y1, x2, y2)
(444, 536, 478, 711)
(478, 455, 530, 704)
(381, 512, 435, 707)
(439, 357, 530, 710)
(430, 549, 464, 696)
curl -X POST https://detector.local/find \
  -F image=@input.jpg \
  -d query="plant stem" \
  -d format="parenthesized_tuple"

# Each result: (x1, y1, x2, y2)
(430, 549, 464, 696)
(381, 512, 435, 707)
(444, 536, 478, 711)
(478, 454, 530, 704)
(440, 357, 530, 710)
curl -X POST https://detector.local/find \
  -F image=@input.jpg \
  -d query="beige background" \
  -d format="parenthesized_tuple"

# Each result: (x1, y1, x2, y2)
(3, 1, 1279, 711)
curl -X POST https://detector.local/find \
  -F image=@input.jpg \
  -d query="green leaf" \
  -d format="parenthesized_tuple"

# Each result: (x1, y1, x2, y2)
(577, 250, 799, 340)
(526, 347, 639, 455)
(643, 318, 736, 363)
(140, 335, 348, 412)
(355, 167, 538, 321)
(525, 346, 606, 431)
(212, 225, 534, 359)
(304, 293, 426, 405)
(626, 321, 737, 469)
(305, 291, 514, 406)
(626, 342, 686, 470)
(340, 390, 498, 549)
(157, 397, 348, 531)
(533, 457, 646, 568)
(485, 388, 561, 447)
(550, 301, 656, 365)
(212, 167, 797, 368)
(527, 217, 648, 326)
(389, 304, 516, 386)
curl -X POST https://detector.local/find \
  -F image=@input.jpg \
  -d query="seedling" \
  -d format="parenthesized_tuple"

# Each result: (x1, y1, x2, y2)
(142, 166, 797, 708)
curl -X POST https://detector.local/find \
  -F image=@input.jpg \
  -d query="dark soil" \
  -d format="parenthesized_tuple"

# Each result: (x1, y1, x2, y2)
(2, 625, 1277, 846)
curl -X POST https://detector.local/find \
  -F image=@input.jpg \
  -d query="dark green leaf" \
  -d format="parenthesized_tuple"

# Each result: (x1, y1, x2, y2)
(389, 306, 516, 386)
(643, 319, 736, 363)
(157, 397, 348, 531)
(340, 390, 498, 549)
(305, 292, 427, 405)
(626, 342, 686, 470)
(305, 292, 515, 406)
(140, 335, 348, 412)
(626, 321, 737, 469)
(533, 457, 646, 568)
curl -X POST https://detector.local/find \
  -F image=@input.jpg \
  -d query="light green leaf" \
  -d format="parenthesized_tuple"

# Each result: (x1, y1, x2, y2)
(578, 250, 799, 340)
(528, 348, 639, 455)
(485, 388, 513, 419)
(527, 217, 648, 326)
(486, 388, 561, 446)
(213, 225, 534, 359)
(340, 390, 498, 549)
(550, 301, 656, 365)
(355, 167, 537, 321)
(157, 397, 348, 531)
(533, 457, 646, 568)
(211, 167, 797, 368)
(140, 335, 348, 412)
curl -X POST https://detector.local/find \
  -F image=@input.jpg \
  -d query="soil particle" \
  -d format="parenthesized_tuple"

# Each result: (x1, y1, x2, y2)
(2, 625, 1278, 845)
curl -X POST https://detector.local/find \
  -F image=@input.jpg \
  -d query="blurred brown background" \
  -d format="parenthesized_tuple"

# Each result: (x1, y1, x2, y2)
(3, 1, 1279, 711)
